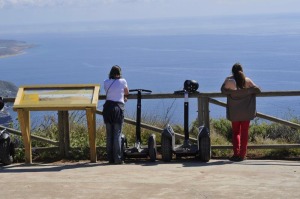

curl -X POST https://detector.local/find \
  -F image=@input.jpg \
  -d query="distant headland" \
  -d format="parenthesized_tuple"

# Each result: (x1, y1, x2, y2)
(0, 80, 18, 97)
(0, 40, 34, 58)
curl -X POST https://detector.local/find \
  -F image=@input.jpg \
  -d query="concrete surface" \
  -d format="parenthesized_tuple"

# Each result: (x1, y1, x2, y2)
(0, 159, 300, 199)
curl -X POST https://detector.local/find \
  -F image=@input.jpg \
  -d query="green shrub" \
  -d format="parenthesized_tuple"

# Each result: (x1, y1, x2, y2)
(211, 118, 232, 142)
(10, 111, 300, 161)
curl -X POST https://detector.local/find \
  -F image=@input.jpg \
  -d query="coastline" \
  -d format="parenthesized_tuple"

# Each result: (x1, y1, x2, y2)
(0, 51, 27, 59)
(0, 40, 33, 59)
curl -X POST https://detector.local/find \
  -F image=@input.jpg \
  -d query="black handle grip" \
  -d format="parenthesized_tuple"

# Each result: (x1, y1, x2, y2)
(174, 90, 185, 94)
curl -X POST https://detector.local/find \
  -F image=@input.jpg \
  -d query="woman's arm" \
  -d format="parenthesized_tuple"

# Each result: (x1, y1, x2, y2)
(222, 77, 237, 90)
(246, 77, 259, 88)
(124, 87, 129, 102)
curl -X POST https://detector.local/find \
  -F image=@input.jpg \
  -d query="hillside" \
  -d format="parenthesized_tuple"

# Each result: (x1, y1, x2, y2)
(0, 80, 17, 126)
(0, 80, 18, 97)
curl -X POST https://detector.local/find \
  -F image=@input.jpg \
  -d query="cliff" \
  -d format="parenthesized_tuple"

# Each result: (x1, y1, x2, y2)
(0, 80, 18, 97)
(0, 80, 17, 126)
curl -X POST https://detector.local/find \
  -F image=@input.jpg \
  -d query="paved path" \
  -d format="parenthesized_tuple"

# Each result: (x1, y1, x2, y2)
(1, 159, 300, 199)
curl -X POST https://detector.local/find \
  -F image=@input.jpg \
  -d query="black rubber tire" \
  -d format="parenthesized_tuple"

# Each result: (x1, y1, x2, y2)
(121, 134, 127, 161)
(148, 135, 157, 162)
(10, 142, 15, 157)
(161, 134, 172, 162)
(198, 136, 211, 162)
(0, 141, 13, 165)
(2, 155, 13, 165)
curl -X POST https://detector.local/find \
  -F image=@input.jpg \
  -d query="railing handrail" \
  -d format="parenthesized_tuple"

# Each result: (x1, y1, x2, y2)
(98, 90, 300, 100)
(2, 90, 300, 103)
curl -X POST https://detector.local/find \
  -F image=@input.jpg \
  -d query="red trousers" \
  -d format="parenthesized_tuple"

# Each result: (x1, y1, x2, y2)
(232, 121, 250, 158)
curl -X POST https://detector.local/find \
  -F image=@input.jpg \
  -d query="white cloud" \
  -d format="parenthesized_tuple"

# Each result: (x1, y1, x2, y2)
(0, 0, 154, 8)
(0, 0, 97, 8)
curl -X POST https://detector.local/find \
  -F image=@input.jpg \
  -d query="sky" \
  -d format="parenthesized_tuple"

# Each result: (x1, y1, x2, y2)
(0, 0, 300, 35)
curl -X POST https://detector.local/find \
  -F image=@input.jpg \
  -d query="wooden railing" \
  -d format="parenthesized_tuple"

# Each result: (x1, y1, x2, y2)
(98, 90, 300, 149)
(1, 90, 300, 158)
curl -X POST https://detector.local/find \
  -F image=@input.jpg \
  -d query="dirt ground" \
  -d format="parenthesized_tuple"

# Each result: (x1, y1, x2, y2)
(1, 158, 300, 199)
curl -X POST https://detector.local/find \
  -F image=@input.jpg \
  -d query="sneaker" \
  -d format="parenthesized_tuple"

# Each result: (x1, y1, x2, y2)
(229, 155, 240, 161)
(239, 157, 247, 161)
(229, 155, 248, 162)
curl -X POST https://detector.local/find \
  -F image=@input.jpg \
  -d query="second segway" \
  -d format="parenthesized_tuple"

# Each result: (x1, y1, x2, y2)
(122, 89, 157, 162)
(161, 80, 211, 162)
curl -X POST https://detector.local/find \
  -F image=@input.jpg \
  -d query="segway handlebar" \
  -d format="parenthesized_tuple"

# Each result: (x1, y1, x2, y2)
(129, 89, 152, 93)
(174, 90, 185, 94)
(174, 89, 199, 94)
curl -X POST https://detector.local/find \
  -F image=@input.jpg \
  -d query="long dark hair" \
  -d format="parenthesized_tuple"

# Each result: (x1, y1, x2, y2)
(232, 62, 246, 89)
(109, 65, 122, 79)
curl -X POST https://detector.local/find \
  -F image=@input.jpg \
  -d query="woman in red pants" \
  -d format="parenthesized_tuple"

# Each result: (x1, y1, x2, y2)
(221, 63, 261, 161)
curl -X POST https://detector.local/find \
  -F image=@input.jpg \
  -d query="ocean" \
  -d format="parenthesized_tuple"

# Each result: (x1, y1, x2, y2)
(1, 32, 300, 125)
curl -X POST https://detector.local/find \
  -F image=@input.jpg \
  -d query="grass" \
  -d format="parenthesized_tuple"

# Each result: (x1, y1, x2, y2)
(9, 111, 300, 162)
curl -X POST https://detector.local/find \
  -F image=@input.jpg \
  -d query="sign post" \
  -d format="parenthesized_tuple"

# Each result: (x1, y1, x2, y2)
(13, 84, 100, 164)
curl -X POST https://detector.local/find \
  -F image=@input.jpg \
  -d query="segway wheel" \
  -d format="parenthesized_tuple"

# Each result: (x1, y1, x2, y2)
(0, 142, 13, 165)
(121, 133, 127, 161)
(148, 134, 157, 162)
(198, 136, 211, 162)
(2, 155, 13, 165)
(161, 134, 172, 162)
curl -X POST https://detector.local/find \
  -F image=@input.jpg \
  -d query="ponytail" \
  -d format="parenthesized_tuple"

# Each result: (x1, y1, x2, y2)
(232, 63, 246, 89)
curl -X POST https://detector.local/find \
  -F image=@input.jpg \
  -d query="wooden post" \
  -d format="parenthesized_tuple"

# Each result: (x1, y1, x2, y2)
(63, 111, 70, 158)
(203, 97, 210, 129)
(197, 96, 204, 126)
(58, 111, 70, 158)
(58, 111, 65, 158)
(17, 109, 32, 164)
(86, 108, 97, 163)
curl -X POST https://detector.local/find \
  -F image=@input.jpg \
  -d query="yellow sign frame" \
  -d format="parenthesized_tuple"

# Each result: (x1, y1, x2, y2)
(13, 84, 100, 164)
(14, 84, 100, 111)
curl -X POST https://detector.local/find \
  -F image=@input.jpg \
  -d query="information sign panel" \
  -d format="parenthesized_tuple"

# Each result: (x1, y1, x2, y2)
(13, 84, 100, 110)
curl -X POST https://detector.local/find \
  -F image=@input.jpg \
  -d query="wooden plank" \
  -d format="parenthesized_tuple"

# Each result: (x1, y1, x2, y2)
(86, 108, 97, 163)
(92, 85, 101, 105)
(63, 111, 70, 158)
(0, 125, 59, 146)
(58, 111, 65, 157)
(17, 109, 32, 164)
(14, 87, 24, 105)
(256, 113, 300, 129)
(209, 98, 300, 129)
(203, 97, 210, 129)
(2, 97, 15, 103)
(18, 84, 100, 89)
(197, 97, 204, 126)
(98, 90, 300, 100)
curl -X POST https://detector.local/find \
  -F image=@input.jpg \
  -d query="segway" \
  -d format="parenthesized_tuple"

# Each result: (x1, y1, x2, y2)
(0, 99, 15, 165)
(122, 89, 157, 162)
(161, 80, 211, 162)
(0, 128, 15, 165)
